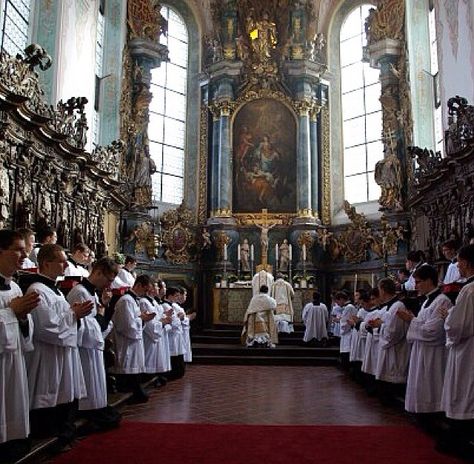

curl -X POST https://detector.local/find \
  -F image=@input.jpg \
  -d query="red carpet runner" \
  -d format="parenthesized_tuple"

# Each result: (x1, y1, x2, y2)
(52, 421, 465, 464)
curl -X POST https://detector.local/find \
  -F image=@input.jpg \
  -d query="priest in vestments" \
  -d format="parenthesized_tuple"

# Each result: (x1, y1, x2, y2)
(241, 285, 278, 347)
(271, 273, 295, 333)
(252, 268, 274, 295)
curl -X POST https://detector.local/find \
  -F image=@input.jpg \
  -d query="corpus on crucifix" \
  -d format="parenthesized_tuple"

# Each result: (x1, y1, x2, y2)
(252, 209, 282, 267)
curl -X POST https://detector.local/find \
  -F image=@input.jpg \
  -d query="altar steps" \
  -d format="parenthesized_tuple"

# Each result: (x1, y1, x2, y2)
(191, 326, 340, 366)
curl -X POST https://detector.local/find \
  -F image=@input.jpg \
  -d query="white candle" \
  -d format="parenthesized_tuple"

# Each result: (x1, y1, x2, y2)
(354, 273, 358, 294)
(302, 244, 306, 261)
(371, 273, 375, 288)
(250, 244, 254, 261)
(275, 244, 279, 262)
(223, 244, 227, 261)
(289, 244, 292, 260)
(237, 244, 241, 261)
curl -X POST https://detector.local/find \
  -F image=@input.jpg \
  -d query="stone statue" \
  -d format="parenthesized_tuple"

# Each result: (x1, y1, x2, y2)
(246, 10, 277, 62)
(201, 227, 212, 250)
(240, 238, 250, 272)
(374, 147, 403, 211)
(278, 239, 290, 271)
(235, 35, 249, 61)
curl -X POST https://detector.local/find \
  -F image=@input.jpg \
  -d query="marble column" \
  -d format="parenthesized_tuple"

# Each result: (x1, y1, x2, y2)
(295, 100, 313, 219)
(309, 107, 320, 219)
(210, 110, 220, 214)
(217, 104, 232, 214)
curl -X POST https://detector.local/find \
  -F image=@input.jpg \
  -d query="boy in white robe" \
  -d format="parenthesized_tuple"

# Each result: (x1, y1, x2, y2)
(64, 242, 90, 278)
(29, 227, 57, 266)
(162, 287, 186, 380)
(398, 265, 451, 421)
(271, 274, 295, 333)
(140, 283, 172, 382)
(111, 255, 137, 289)
(360, 288, 381, 394)
(25, 244, 92, 445)
(371, 278, 410, 402)
(112, 274, 155, 402)
(17, 228, 37, 270)
(441, 239, 461, 285)
(178, 287, 196, 363)
(336, 291, 357, 368)
(66, 257, 121, 429)
(302, 291, 328, 344)
(438, 244, 474, 457)
(0, 230, 39, 462)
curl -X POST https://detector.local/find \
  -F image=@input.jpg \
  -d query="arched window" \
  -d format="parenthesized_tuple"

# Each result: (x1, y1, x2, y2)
(0, 0, 32, 55)
(340, 4, 382, 204)
(149, 5, 188, 205)
(428, 2, 443, 155)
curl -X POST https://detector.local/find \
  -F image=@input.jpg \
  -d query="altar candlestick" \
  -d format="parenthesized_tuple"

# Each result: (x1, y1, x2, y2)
(302, 244, 306, 261)
(289, 244, 292, 260)
(237, 244, 241, 261)
(354, 273, 358, 296)
(371, 273, 375, 288)
(250, 244, 254, 261)
(275, 244, 279, 262)
(223, 244, 227, 261)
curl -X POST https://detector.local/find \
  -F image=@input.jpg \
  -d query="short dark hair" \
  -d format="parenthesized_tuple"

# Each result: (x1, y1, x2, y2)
(16, 228, 34, 241)
(413, 264, 438, 285)
(37, 244, 64, 266)
(0, 229, 23, 250)
(156, 279, 165, 289)
(458, 244, 474, 268)
(335, 290, 349, 301)
(442, 239, 458, 251)
(125, 255, 137, 265)
(134, 274, 152, 287)
(37, 227, 56, 243)
(398, 268, 410, 278)
(407, 250, 425, 262)
(166, 286, 181, 297)
(312, 291, 321, 305)
(369, 287, 380, 299)
(92, 257, 119, 275)
(72, 242, 89, 253)
(178, 286, 187, 294)
(378, 277, 397, 295)
(259, 285, 268, 293)
(356, 289, 368, 300)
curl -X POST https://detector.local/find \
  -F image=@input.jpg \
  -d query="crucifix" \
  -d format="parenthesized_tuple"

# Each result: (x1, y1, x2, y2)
(252, 208, 282, 268)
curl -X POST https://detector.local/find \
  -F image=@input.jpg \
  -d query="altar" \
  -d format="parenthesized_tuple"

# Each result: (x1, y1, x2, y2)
(212, 287, 315, 324)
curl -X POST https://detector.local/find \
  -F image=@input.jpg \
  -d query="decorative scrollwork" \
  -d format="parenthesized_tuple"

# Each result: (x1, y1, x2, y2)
(161, 203, 196, 264)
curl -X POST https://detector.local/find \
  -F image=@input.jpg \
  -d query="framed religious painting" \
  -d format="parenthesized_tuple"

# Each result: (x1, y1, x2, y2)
(232, 98, 297, 214)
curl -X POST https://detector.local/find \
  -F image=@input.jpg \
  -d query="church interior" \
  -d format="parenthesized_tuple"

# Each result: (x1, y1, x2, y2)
(1, 0, 474, 462)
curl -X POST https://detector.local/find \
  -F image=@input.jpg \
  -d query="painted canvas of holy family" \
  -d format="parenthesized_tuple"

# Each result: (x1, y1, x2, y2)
(232, 98, 297, 213)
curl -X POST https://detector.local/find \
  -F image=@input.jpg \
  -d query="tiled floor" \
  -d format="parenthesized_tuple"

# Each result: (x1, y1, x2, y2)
(122, 365, 407, 425)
